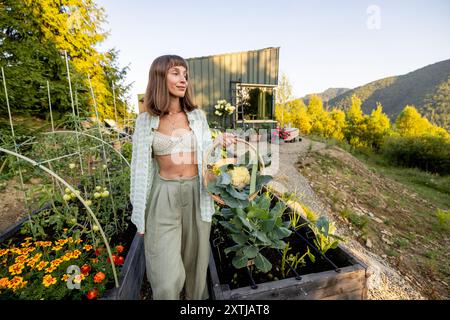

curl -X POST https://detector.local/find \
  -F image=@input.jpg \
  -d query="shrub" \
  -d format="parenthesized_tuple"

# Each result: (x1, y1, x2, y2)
(381, 135, 450, 175)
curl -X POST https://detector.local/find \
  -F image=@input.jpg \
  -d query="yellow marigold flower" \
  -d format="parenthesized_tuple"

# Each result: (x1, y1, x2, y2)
(63, 228, 68, 233)
(67, 237, 74, 244)
(27, 259, 37, 268)
(61, 274, 70, 282)
(45, 265, 57, 274)
(24, 237, 33, 241)
(15, 255, 28, 264)
(83, 245, 93, 251)
(52, 246, 63, 252)
(0, 277, 9, 288)
(42, 275, 57, 287)
(21, 247, 35, 255)
(72, 249, 82, 258)
(42, 241, 52, 247)
(0, 249, 9, 257)
(75, 239, 83, 244)
(36, 261, 49, 271)
(10, 247, 21, 254)
(9, 263, 25, 275)
(7, 276, 27, 291)
(20, 242, 32, 248)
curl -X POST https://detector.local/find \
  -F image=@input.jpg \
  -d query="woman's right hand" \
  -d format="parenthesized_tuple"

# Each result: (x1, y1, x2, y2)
(138, 232, 144, 237)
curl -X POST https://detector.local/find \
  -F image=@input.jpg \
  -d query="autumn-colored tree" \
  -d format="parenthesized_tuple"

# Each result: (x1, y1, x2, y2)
(289, 99, 311, 134)
(327, 108, 346, 140)
(364, 102, 391, 150)
(344, 95, 369, 147)
(307, 95, 327, 136)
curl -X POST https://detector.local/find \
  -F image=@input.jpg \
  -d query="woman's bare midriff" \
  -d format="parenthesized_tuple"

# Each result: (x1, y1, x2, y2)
(154, 152, 198, 179)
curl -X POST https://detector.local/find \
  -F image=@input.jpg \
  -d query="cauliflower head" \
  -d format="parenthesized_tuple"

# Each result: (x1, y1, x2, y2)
(228, 166, 251, 189)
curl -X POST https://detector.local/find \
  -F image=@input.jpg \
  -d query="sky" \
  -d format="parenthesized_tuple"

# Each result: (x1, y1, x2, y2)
(95, 0, 450, 114)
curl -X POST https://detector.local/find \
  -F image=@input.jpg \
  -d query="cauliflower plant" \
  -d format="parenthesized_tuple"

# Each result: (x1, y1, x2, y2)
(228, 166, 251, 189)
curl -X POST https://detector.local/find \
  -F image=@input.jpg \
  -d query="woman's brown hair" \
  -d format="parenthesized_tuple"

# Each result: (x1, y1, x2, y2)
(143, 55, 198, 116)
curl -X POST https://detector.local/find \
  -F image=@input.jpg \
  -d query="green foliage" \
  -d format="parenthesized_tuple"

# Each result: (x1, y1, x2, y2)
(0, 0, 131, 123)
(221, 193, 291, 273)
(309, 216, 343, 254)
(382, 135, 450, 175)
(280, 242, 315, 278)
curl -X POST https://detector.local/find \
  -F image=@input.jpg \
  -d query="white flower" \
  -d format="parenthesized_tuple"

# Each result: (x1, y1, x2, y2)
(101, 190, 109, 198)
(63, 194, 71, 201)
(85, 200, 92, 206)
(215, 110, 222, 116)
(69, 163, 76, 169)
(215, 105, 220, 109)
(94, 192, 101, 199)
(102, 164, 107, 169)
(95, 186, 102, 191)
(92, 225, 100, 232)
(65, 188, 71, 194)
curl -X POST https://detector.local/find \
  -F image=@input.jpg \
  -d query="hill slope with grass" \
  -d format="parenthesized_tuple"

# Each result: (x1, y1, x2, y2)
(296, 141, 450, 299)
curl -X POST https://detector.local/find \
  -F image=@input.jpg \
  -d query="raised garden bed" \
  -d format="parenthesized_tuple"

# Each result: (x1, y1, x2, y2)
(208, 194, 369, 300)
(0, 203, 142, 300)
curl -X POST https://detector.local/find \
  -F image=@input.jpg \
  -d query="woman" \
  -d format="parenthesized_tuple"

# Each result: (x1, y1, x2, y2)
(129, 55, 235, 300)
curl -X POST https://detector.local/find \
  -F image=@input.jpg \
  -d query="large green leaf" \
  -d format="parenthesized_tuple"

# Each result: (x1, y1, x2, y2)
(217, 172, 231, 185)
(255, 175, 273, 191)
(255, 253, 272, 273)
(243, 246, 258, 259)
(237, 215, 254, 230)
(261, 218, 276, 233)
(232, 254, 249, 269)
(226, 184, 249, 200)
(253, 230, 271, 244)
(221, 191, 249, 208)
(219, 221, 240, 233)
(273, 227, 292, 239)
(231, 233, 248, 245)
(270, 201, 287, 218)
(272, 239, 287, 249)
(224, 244, 244, 255)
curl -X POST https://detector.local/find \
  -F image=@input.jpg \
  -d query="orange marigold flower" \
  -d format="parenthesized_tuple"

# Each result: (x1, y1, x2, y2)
(0, 277, 9, 288)
(75, 239, 83, 244)
(42, 275, 57, 287)
(83, 245, 93, 251)
(52, 246, 63, 252)
(0, 249, 9, 257)
(93, 271, 106, 283)
(61, 274, 70, 282)
(15, 255, 28, 264)
(36, 261, 49, 271)
(7, 276, 27, 291)
(20, 242, 32, 248)
(9, 263, 25, 275)
(45, 266, 57, 274)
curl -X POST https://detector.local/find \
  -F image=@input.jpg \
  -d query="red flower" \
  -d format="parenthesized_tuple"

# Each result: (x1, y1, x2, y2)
(94, 248, 103, 256)
(107, 254, 118, 264)
(115, 256, 124, 266)
(86, 288, 98, 300)
(80, 264, 91, 275)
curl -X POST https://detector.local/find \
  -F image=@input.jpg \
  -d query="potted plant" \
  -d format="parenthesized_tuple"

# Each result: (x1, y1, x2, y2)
(214, 99, 236, 129)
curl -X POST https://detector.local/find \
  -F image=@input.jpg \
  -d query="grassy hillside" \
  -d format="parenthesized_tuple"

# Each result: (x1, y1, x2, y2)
(297, 137, 450, 299)
(328, 59, 450, 130)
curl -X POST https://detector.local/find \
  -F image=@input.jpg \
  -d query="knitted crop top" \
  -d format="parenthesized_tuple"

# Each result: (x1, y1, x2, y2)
(152, 129, 197, 156)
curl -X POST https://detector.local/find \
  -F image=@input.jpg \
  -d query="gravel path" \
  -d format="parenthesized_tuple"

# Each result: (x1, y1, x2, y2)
(264, 138, 426, 300)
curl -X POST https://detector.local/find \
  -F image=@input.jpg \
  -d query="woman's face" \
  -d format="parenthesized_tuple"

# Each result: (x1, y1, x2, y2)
(166, 65, 188, 98)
